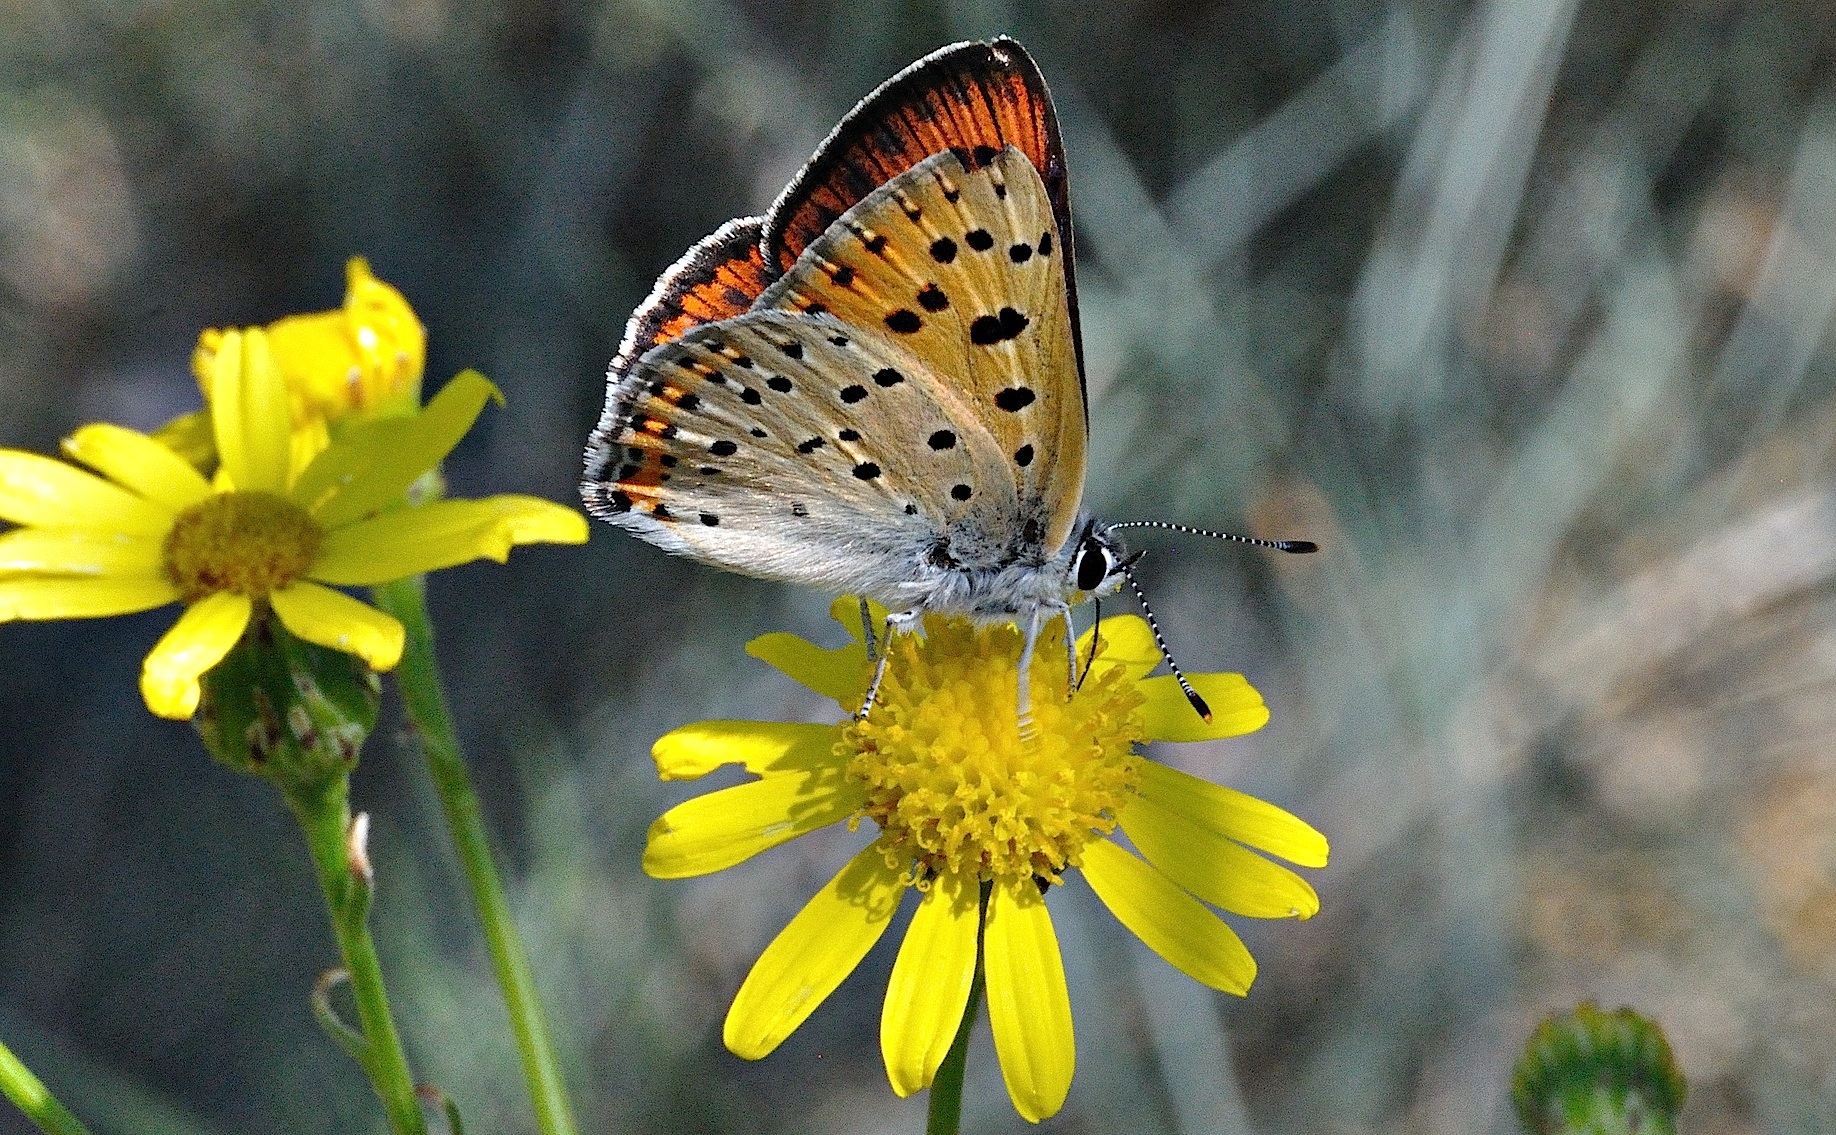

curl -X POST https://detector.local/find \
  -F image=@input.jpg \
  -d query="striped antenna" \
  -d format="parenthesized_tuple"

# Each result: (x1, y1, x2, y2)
(1120, 562, 1211, 723)
(1105, 519, 1317, 555)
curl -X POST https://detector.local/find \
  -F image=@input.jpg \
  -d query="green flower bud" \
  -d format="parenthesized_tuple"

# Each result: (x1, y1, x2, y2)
(195, 610, 380, 794)
(1512, 1002, 1686, 1135)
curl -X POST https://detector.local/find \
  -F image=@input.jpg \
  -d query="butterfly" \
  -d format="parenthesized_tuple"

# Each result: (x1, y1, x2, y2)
(581, 37, 1313, 717)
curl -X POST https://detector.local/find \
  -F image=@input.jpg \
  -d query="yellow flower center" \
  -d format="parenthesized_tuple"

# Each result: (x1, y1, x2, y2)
(162, 491, 322, 601)
(843, 618, 1146, 888)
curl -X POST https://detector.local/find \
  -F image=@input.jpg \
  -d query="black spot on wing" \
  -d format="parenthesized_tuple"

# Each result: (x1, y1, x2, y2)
(971, 308, 1030, 346)
(994, 386, 1036, 411)
(885, 309, 922, 334)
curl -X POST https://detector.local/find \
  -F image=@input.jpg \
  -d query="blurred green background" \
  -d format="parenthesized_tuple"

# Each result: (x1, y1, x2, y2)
(4, 0, 1834, 1131)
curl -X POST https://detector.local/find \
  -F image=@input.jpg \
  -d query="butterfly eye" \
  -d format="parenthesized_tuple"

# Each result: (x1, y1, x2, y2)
(1075, 538, 1111, 593)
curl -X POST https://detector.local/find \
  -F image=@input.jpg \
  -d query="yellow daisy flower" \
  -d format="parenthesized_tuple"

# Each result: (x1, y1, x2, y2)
(0, 327, 586, 719)
(644, 600, 1329, 1123)
(160, 257, 426, 469)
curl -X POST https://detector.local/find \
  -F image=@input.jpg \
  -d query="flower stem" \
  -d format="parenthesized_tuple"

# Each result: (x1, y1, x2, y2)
(286, 778, 427, 1135)
(372, 575, 579, 1135)
(926, 949, 986, 1135)
(0, 1038, 92, 1135)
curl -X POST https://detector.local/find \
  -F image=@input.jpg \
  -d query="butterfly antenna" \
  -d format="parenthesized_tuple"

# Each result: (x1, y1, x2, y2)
(1106, 520, 1317, 555)
(1120, 563, 1211, 723)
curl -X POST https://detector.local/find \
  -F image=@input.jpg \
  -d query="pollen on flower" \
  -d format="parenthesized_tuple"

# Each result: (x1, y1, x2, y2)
(162, 491, 322, 601)
(842, 618, 1146, 887)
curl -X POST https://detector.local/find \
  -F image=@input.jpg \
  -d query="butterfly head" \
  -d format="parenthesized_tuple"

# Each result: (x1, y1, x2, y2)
(1066, 519, 1136, 601)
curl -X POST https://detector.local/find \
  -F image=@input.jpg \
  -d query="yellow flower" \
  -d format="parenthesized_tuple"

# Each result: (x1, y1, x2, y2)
(0, 327, 586, 719)
(199, 256, 426, 425)
(163, 257, 426, 469)
(644, 600, 1329, 1123)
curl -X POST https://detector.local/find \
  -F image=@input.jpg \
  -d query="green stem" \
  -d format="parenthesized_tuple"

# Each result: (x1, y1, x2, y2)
(287, 778, 427, 1135)
(372, 575, 579, 1135)
(0, 1038, 93, 1135)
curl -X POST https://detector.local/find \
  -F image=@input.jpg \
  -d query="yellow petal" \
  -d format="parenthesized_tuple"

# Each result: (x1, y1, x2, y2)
(1138, 672, 1269, 742)
(0, 576, 179, 620)
(0, 529, 165, 576)
(643, 769, 864, 878)
(0, 450, 175, 536)
(827, 595, 890, 646)
(746, 631, 869, 707)
(724, 845, 905, 1059)
(1137, 761, 1328, 869)
(651, 720, 840, 780)
(1080, 838, 1256, 995)
(61, 423, 211, 511)
(297, 370, 501, 528)
(269, 581, 404, 669)
(209, 329, 292, 493)
(984, 876, 1074, 1123)
(1075, 614, 1161, 685)
(882, 868, 980, 1097)
(1121, 790, 1319, 919)
(308, 496, 587, 584)
(140, 591, 251, 719)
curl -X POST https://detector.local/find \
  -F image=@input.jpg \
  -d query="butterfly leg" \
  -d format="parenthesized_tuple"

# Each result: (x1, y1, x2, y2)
(858, 596, 879, 663)
(1016, 605, 1046, 739)
(1073, 597, 1101, 695)
(857, 608, 922, 719)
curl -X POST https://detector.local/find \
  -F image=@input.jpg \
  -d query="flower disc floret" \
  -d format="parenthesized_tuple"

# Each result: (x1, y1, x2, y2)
(163, 491, 321, 600)
(845, 618, 1144, 886)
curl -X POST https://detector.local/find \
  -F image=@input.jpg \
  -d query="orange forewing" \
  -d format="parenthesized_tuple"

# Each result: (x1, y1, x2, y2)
(763, 38, 1068, 274)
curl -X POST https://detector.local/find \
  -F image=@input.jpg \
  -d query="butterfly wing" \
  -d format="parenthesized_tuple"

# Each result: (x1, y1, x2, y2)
(758, 146, 1086, 557)
(585, 37, 1089, 606)
(763, 37, 1086, 400)
(585, 218, 776, 507)
(589, 307, 1019, 603)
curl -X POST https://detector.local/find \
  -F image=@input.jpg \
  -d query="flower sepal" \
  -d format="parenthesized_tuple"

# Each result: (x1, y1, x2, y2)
(195, 609, 380, 794)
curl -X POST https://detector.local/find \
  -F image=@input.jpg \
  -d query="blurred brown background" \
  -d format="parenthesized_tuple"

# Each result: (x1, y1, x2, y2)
(4, 0, 1836, 1132)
